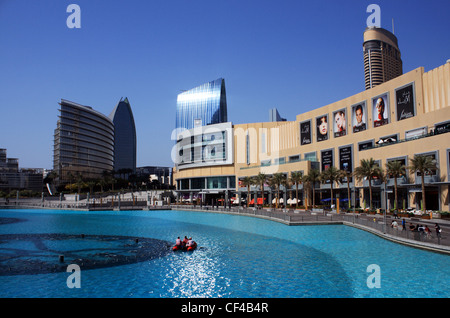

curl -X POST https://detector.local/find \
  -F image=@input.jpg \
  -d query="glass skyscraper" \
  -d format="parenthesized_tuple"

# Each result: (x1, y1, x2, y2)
(109, 97, 137, 173)
(175, 78, 227, 137)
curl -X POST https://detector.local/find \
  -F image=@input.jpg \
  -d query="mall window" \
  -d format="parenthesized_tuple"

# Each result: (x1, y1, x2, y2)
(405, 127, 427, 140)
(274, 157, 286, 165)
(180, 179, 189, 190)
(229, 176, 236, 189)
(191, 178, 205, 190)
(358, 140, 374, 151)
(304, 152, 317, 161)
(207, 177, 227, 189)
(414, 151, 438, 177)
(289, 155, 300, 162)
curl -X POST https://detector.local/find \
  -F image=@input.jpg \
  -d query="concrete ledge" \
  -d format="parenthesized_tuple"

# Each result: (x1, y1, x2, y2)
(343, 221, 450, 255)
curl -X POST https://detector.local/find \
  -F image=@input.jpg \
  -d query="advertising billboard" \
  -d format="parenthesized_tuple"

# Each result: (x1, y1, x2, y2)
(372, 93, 389, 127)
(395, 83, 415, 121)
(316, 115, 329, 142)
(352, 102, 367, 133)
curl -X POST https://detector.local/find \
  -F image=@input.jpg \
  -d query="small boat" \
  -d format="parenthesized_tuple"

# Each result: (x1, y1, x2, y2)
(172, 241, 197, 252)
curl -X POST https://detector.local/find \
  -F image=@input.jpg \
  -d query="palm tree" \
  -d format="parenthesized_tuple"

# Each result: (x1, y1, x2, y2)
(385, 160, 406, 210)
(320, 166, 341, 208)
(408, 155, 438, 212)
(254, 173, 267, 208)
(354, 158, 382, 210)
(74, 173, 85, 194)
(86, 179, 97, 194)
(306, 169, 320, 208)
(281, 176, 291, 209)
(270, 173, 286, 209)
(290, 171, 303, 209)
(302, 174, 311, 210)
(241, 176, 254, 208)
(339, 169, 353, 209)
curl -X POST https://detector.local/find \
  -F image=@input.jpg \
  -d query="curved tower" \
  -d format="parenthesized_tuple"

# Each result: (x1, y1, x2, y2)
(363, 26, 403, 90)
(53, 99, 115, 184)
(109, 97, 137, 173)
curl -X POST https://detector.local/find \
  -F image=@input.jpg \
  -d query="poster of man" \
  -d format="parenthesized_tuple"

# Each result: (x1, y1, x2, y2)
(333, 109, 346, 137)
(352, 103, 367, 133)
(373, 94, 389, 127)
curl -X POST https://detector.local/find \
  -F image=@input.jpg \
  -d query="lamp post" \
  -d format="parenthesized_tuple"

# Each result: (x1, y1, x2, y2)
(353, 183, 356, 224)
(383, 181, 387, 234)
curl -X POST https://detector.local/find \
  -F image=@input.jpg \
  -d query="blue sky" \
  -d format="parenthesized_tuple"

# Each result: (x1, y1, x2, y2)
(0, 0, 449, 169)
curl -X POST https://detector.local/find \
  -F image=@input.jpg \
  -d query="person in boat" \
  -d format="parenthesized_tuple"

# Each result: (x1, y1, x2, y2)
(175, 237, 182, 247)
(186, 237, 192, 248)
(187, 237, 197, 249)
(183, 236, 189, 248)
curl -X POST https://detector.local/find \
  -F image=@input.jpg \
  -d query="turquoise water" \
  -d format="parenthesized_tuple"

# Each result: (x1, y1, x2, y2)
(0, 209, 449, 298)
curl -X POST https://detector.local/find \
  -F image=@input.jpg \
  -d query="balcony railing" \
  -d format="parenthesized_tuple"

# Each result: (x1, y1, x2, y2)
(361, 126, 450, 151)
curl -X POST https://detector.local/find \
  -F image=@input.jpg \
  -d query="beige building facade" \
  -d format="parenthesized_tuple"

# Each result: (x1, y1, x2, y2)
(173, 62, 450, 211)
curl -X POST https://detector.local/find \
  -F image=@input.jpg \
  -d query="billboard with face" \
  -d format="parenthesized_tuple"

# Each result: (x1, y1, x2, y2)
(333, 109, 347, 137)
(316, 115, 328, 142)
(352, 102, 367, 133)
(373, 93, 389, 127)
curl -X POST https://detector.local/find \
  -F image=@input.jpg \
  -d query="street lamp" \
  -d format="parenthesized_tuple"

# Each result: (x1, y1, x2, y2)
(383, 180, 387, 234)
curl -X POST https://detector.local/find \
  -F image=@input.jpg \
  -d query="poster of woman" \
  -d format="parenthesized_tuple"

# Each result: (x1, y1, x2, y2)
(316, 115, 328, 142)
(373, 94, 389, 127)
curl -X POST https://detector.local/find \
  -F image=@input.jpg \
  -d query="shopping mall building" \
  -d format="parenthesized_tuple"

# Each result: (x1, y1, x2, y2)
(173, 28, 450, 212)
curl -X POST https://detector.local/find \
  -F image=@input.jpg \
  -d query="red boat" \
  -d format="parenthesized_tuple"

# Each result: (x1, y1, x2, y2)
(172, 241, 197, 252)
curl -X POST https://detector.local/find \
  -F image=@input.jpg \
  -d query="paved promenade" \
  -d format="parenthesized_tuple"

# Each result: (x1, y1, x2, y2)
(174, 205, 450, 255)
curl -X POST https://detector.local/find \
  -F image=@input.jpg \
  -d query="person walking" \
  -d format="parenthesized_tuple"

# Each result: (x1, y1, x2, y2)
(402, 218, 406, 231)
(435, 223, 442, 238)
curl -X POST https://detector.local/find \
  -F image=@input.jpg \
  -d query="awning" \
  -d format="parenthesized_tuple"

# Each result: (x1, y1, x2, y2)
(250, 198, 266, 204)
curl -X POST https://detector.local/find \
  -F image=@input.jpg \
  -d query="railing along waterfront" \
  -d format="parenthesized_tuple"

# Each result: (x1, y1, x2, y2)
(176, 205, 449, 249)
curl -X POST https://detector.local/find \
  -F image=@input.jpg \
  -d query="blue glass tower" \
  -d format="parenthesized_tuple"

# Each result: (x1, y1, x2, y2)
(175, 78, 227, 136)
(109, 97, 137, 173)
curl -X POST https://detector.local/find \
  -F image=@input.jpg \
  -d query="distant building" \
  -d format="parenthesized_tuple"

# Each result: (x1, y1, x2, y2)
(136, 166, 173, 188)
(269, 108, 286, 122)
(109, 97, 137, 173)
(0, 148, 43, 192)
(363, 26, 403, 89)
(53, 99, 115, 184)
(175, 78, 227, 137)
